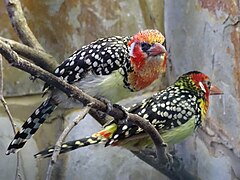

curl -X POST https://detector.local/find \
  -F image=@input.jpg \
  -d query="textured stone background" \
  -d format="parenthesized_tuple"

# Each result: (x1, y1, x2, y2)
(0, 0, 239, 179)
(165, 0, 240, 179)
(0, 0, 166, 179)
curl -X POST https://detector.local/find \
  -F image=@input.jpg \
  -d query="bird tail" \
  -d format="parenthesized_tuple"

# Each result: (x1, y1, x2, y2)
(34, 123, 117, 158)
(6, 98, 57, 155)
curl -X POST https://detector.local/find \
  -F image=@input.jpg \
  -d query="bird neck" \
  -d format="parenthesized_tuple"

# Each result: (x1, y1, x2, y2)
(128, 57, 162, 91)
(174, 77, 210, 125)
(174, 76, 207, 98)
(198, 97, 209, 122)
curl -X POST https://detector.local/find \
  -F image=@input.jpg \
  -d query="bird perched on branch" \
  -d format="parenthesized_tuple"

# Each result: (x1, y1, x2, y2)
(34, 71, 223, 158)
(6, 29, 167, 155)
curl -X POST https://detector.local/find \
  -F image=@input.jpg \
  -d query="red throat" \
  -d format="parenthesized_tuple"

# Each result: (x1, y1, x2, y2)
(128, 59, 162, 91)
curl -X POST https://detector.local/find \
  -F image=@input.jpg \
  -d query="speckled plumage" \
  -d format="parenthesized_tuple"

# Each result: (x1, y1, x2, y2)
(52, 36, 131, 86)
(6, 29, 167, 155)
(34, 71, 219, 158)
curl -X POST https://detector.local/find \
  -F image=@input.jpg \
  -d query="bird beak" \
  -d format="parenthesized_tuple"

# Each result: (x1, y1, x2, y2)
(210, 85, 223, 95)
(148, 43, 167, 56)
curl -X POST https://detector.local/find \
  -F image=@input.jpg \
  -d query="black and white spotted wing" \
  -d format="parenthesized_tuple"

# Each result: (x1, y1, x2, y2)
(52, 36, 131, 84)
(106, 86, 201, 145)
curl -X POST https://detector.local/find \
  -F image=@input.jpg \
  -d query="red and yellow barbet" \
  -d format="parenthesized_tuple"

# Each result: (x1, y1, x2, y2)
(6, 29, 167, 155)
(35, 71, 223, 158)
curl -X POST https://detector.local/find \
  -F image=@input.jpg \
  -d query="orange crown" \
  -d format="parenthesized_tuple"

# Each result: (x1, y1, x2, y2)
(128, 29, 165, 46)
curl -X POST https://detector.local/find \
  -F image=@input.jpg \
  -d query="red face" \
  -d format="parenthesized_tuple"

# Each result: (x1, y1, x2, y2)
(128, 30, 167, 71)
(127, 30, 167, 91)
(190, 73, 223, 98)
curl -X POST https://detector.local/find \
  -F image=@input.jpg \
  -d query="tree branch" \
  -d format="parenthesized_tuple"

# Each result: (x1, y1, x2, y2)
(132, 151, 200, 180)
(0, 36, 58, 72)
(127, 113, 169, 164)
(46, 105, 92, 180)
(4, 0, 44, 51)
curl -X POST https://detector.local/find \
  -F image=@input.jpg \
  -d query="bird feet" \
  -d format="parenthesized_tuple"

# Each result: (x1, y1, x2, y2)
(95, 96, 129, 125)
(95, 96, 113, 119)
(112, 103, 129, 125)
(96, 96, 119, 113)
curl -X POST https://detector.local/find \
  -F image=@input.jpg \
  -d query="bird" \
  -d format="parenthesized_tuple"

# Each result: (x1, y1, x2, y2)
(6, 29, 167, 155)
(34, 71, 223, 158)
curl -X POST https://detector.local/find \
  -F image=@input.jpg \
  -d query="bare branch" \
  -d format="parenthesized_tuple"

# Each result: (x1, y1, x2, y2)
(0, 55, 22, 180)
(132, 151, 200, 180)
(4, 0, 44, 51)
(0, 37, 58, 72)
(46, 105, 92, 180)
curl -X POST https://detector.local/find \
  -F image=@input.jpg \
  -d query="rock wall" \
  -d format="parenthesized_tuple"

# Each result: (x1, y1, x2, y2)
(165, 0, 240, 179)
(0, 0, 166, 179)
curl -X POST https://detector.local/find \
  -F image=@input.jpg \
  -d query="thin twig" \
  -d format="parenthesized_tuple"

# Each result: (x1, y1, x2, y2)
(0, 97, 16, 133)
(46, 105, 92, 180)
(4, 0, 44, 51)
(0, 36, 59, 72)
(0, 55, 22, 180)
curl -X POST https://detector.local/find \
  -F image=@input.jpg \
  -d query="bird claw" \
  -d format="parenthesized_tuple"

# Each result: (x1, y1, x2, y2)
(94, 96, 114, 120)
(162, 142, 168, 147)
(96, 96, 113, 114)
(141, 149, 156, 157)
(166, 152, 173, 165)
(160, 152, 177, 171)
(112, 104, 129, 124)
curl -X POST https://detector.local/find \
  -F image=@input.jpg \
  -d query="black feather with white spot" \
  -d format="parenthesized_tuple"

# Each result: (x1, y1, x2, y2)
(106, 86, 202, 146)
(34, 136, 101, 158)
(6, 98, 56, 155)
(47, 36, 132, 89)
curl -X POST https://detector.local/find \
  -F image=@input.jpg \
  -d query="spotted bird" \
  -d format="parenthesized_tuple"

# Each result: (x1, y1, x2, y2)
(35, 71, 222, 158)
(6, 29, 167, 155)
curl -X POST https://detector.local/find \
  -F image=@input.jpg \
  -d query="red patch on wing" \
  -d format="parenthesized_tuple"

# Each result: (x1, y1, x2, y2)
(98, 131, 112, 139)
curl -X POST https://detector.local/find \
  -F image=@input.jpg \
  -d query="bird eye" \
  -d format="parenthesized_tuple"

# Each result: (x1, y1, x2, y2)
(205, 81, 211, 89)
(162, 40, 166, 47)
(140, 42, 151, 52)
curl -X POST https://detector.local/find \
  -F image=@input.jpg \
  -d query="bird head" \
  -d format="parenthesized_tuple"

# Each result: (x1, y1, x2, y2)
(128, 29, 167, 71)
(127, 29, 167, 91)
(175, 71, 223, 100)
